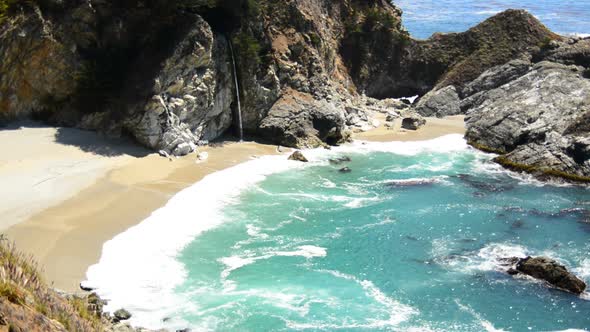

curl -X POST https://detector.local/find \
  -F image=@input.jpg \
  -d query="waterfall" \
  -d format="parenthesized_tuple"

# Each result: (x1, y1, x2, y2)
(228, 39, 244, 141)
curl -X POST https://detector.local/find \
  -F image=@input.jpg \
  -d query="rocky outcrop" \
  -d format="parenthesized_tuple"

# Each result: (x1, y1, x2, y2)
(124, 17, 233, 156)
(408, 34, 590, 183)
(259, 90, 349, 148)
(288, 150, 308, 162)
(512, 256, 587, 295)
(413, 85, 460, 117)
(464, 59, 590, 182)
(0, 1, 575, 160)
(401, 113, 426, 130)
(0, 4, 84, 123)
(346, 9, 556, 98)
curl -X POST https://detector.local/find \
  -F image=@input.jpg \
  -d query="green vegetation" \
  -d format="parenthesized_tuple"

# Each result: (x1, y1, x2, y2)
(0, 237, 102, 330)
(0, 0, 18, 24)
(309, 32, 321, 48)
(233, 30, 261, 67)
(362, 8, 399, 32)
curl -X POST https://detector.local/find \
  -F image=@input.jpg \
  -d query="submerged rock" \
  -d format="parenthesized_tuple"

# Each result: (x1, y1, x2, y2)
(339, 167, 352, 173)
(288, 151, 308, 162)
(401, 114, 426, 130)
(329, 156, 352, 165)
(507, 256, 587, 294)
(386, 179, 437, 188)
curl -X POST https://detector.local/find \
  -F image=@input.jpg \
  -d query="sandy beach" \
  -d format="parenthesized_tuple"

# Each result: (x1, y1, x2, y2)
(1, 115, 465, 293)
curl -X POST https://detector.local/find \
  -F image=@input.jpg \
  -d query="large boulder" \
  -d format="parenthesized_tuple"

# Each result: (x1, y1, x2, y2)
(258, 91, 349, 148)
(113, 308, 132, 322)
(288, 151, 308, 162)
(515, 256, 587, 294)
(465, 61, 590, 182)
(413, 85, 461, 117)
(401, 113, 426, 130)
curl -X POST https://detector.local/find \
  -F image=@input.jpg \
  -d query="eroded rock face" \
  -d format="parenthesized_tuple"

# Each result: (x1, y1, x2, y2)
(125, 17, 233, 155)
(409, 35, 590, 183)
(0, 5, 84, 123)
(515, 256, 587, 294)
(0, 1, 576, 157)
(259, 91, 349, 148)
(465, 61, 590, 181)
(413, 85, 460, 117)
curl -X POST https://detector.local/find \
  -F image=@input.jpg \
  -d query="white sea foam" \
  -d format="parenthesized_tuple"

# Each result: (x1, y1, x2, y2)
(337, 134, 469, 156)
(84, 134, 475, 329)
(83, 154, 307, 328)
(285, 269, 418, 330)
(475, 10, 501, 15)
(563, 33, 590, 38)
(434, 241, 529, 274)
(219, 245, 327, 288)
(455, 300, 507, 332)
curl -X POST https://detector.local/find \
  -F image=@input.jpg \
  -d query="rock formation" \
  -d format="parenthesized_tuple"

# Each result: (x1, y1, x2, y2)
(401, 113, 426, 130)
(412, 34, 590, 183)
(0, 0, 586, 182)
(508, 256, 587, 295)
(288, 150, 308, 162)
(0, 0, 563, 157)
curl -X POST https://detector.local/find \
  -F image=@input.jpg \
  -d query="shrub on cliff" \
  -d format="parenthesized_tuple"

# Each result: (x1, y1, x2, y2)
(0, 237, 102, 331)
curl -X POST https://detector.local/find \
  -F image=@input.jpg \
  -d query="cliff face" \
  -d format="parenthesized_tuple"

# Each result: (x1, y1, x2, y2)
(1, 0, 400, 152)
(0, 0, 571, 158)
(413, 35, 590, 183)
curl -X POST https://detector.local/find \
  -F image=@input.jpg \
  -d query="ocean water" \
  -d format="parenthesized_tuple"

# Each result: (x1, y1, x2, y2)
(396, 0, 590, 39)
(85, 135, 590, 331)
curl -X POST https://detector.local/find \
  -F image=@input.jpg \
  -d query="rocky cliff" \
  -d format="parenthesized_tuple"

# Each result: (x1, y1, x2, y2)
(1, 0, 586, 182)
(0, 0, 397, 153)
(414, 35, 590, 183)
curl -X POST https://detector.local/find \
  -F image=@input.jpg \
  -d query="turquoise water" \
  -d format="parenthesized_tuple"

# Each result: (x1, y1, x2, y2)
(396, 0, 590, 39)
(165, 140, 590, 331)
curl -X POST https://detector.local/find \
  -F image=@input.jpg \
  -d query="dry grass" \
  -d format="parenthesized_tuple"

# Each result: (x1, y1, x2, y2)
(0, 237, 103, 331)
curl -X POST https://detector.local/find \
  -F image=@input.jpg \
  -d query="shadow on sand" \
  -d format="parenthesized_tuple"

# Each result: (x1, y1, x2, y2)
(1, 120, 151, 158)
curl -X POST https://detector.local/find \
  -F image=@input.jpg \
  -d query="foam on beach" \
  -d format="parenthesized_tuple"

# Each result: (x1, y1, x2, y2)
(83, 134, 530, 330)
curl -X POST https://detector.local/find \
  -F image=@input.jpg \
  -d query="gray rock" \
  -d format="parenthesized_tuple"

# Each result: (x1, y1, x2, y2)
(113, 309, 132, 322)
(288, 151, 308, 162)
(329, 156, 351, 165)
(465, 61, 590, 181)
(401, 114, 426, 130)
(128, 18, 233, 156)
(259, 92, 348, 148)
(339, 167, 352, 173)
(461, 59, 532, 98)
(540, 37, 590, 68)
(515, 256, 587, 294)
(385, 111, 399, 122)
(413, 85, 461, 117)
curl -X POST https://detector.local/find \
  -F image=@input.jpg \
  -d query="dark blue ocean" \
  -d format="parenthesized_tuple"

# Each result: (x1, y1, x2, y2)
(396, 0, 590, 39)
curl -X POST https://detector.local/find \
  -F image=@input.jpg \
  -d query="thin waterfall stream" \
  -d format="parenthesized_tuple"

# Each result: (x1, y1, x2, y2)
(228, 39, 244, 141)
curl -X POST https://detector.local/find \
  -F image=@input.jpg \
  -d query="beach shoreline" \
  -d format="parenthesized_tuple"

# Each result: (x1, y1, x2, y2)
(1, 115, 465, 293)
